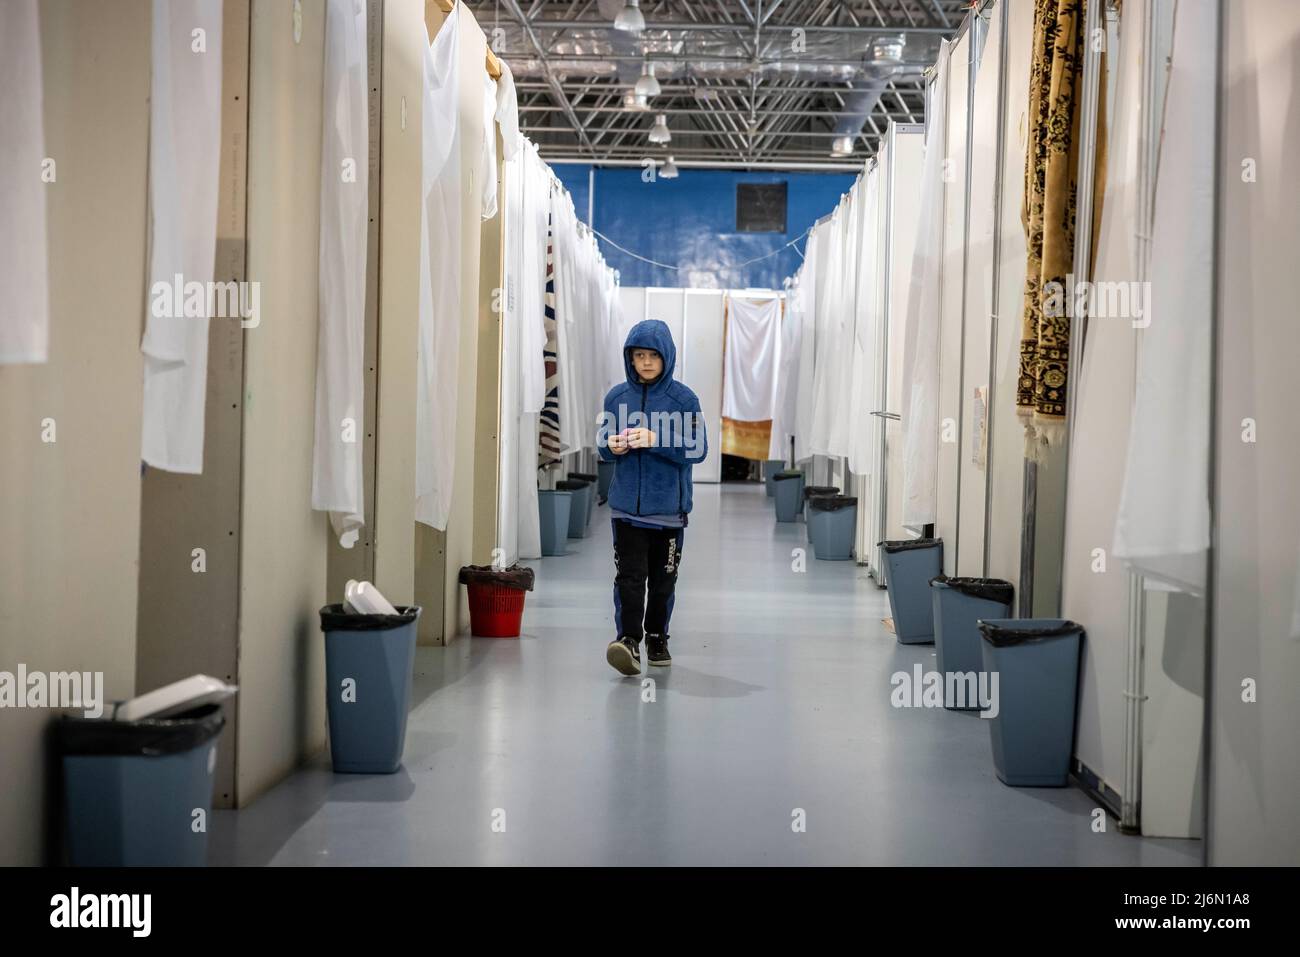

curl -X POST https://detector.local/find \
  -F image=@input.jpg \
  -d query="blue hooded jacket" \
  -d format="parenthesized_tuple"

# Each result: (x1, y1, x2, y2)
(597, 319, 708, 518)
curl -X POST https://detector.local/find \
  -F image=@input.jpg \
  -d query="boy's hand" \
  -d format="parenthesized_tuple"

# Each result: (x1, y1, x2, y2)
(608, 432, 630, 455)
(626, 427, 656, 449)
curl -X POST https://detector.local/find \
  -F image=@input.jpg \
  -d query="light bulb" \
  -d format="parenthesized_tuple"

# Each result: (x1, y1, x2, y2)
(614, 0, 645, 34)
(634, 61, 661, 98)
(660, 156, 679, 179)
(648, 114, 671, 144)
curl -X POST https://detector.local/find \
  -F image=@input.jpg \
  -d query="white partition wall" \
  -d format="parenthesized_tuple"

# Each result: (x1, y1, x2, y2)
(876, 127, 925, 581)
(1209, 0, 1300, 865)
(644, 287, 686, 350)
(984, 0, 1034, 589)
(956, 11, 999, 576)
(680, 290, 725, 483)
(934, 29, 971, 577)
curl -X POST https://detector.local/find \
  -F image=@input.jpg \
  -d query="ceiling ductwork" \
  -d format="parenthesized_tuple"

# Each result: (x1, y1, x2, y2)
(470, 0, 966, 168)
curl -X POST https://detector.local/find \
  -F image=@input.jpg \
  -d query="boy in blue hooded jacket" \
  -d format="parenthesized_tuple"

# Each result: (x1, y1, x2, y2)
(597, 319, 708, 676)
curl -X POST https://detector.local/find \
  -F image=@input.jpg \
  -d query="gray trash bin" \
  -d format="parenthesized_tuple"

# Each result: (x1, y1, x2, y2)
(557, 479, 593, 539)
(763, 460, 784, 497)
(773, 470, 805, 522)
(978, 618, 1085, 787)
(880, 538, 943, 643)
(538, 489, 572, 556)
(802, 485, 839, 519)
(596, 460, 615, 503)
(321, 604, 421, 774)
(931, 577, 1014, 710)
(808, 495, 857, 560)
(569, 472, 599, 524)
(58, 703, 225, 866)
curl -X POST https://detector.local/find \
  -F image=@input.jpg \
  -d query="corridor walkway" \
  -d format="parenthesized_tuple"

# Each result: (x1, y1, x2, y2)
(210, 482, 1198, 866)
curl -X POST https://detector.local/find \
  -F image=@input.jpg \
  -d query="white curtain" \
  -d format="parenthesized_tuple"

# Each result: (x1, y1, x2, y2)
(415, 5, 462, 530)
(1112, 2, 1215, 593)
(899, 40, 952, 528)
(849, 166, 881, 476)
(768, 279, 804, 461)
(722, 294, 781, 421)
(312, 0, 368, 547)
(0, 0, 48, 365)
(792, 227, 822, 463)
(140, 0, 224, 474)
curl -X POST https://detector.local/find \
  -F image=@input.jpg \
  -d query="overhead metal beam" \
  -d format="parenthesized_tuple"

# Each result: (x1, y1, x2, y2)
(498, 0, 596, 155)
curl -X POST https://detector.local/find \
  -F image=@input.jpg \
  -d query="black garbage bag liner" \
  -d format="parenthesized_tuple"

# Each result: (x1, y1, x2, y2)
(773, 470, 804, 482)
(457, 564, 536, 591)
(878, 537, 942, 553)
(807, 494, 857, 512)
(319, 604, 421, 631)
(556, 479, 591, 491)
(57, 703, 226, 757)
(929, 575, 1014, 605)
(978, 619, 1084, 647)
(568, 472, 597, 482)
(802, 485, 840, 500)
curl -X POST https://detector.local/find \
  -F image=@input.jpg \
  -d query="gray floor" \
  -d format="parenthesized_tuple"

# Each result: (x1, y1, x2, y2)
(209, 482, 1201, 866)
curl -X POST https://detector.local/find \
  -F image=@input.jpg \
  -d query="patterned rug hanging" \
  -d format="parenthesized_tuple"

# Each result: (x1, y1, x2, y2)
(538, 219, 563, 470)
(1018, 0, 1106, 453)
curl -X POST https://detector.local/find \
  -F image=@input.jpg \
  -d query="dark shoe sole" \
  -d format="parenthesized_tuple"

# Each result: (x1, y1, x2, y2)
(606, 641, 641, 676)
(648, 656, 671, 667)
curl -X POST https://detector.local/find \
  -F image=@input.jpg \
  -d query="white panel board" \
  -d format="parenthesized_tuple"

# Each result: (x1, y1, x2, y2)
(680, 289, 724, 483)
(935, 31, 971, 577)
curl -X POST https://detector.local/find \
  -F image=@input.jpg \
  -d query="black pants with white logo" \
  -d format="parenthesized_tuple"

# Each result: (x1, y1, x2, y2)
(611, 518, 685, 641)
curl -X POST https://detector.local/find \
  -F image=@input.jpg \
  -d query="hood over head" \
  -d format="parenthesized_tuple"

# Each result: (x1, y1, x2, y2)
(623, 319, 677, 389)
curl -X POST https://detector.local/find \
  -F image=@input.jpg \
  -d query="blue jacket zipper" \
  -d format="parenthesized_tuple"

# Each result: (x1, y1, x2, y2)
(636, 383, 646, 515)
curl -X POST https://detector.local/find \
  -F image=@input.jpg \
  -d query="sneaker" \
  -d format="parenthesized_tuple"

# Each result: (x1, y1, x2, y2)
(606, 636, 641, 676)
(645, 634, 671, 666)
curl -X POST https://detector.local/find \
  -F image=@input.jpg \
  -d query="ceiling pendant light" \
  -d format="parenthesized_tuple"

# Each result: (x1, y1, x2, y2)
(613, 0, 645, 35)
(622, 89, 650, 111)
(634, 60, 661, 98)
(831, 135, 855, 157)
(648, 113, 672, 144)
(660, 155, 680, 179)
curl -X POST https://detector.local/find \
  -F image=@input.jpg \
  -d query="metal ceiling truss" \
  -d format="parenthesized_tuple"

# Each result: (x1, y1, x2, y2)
(466, 0, 966, 168)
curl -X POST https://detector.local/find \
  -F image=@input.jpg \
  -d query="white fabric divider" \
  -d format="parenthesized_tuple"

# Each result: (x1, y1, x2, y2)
(415, 4, 463, 530)
(140, 0, 224, 474)
(769, 275, 806, 461)
(722, 295, 782, 421)
(899, 40, 952, 528)
(312, 0, 369, 548)
(0, 0, 48, 365)
(792, 227, 821, 464)
(1111, 2, 1214, 593)
(848, 167, 882, 477)
(519, 144, 550, 413)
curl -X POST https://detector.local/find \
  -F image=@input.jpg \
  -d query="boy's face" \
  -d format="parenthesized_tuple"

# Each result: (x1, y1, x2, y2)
(631, 348, 664, 383)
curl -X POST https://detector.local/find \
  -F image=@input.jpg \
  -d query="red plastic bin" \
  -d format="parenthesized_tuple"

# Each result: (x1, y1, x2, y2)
(466, 582, 527, 638)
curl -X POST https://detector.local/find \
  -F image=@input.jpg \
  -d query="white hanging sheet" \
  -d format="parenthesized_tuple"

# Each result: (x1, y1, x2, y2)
(849, 167, 881, 476)
(792, 227, 822, 463)
(899, 40, 952, 528)
(550, 193, 586, 455)
(519, 145, 551, 414)
(480, 71, 498, 220)
(767, 279, 803, 461)
(415, 5, 462, 530)
(140, 0, 224, 474)
(1111, 2, 1214, 593)
(517, 411, 542, 558)
(312, 0, 369, 547)
(0, 0, 48, 365)
(495, 61, 521, 161)
(722, 294, 782, 421)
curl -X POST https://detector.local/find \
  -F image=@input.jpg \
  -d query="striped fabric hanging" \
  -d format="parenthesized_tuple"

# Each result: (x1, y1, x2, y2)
(538, 219, 563, 470)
